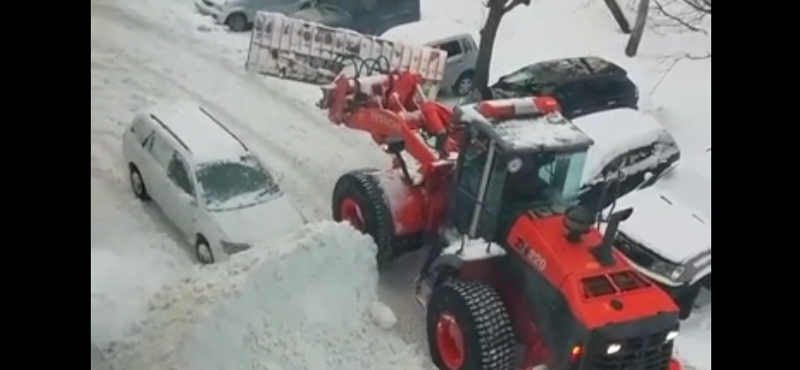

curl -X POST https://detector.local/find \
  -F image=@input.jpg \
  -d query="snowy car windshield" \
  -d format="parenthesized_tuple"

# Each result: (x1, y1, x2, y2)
(195, 156, 280, 211)
(498, 67, 536, 86)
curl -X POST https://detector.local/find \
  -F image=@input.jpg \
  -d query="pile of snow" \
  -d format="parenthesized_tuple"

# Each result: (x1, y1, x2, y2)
(91, 245, 189, 348)
(107, 222, 426, 370)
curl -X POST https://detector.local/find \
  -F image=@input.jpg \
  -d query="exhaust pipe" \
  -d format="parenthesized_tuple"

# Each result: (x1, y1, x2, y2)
(592, 208, 634, 267)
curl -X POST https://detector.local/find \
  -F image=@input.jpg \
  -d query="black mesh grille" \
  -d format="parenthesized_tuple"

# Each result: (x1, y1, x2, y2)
(615, 232, 659, 267)
(586, 328, 673, 370)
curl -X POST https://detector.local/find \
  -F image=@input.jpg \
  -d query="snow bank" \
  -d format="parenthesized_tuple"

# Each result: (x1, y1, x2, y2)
(91, 245, 189, 348)
(108, 221, 426, 370)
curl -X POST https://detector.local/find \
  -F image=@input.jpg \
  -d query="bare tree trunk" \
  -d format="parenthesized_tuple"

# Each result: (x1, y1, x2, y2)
(473, 5, 504, 99)
(625, 0, 650, 57)
(603, 0, 631, 34)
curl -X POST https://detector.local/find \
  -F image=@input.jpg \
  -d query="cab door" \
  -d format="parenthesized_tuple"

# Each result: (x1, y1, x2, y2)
(451, 130, 497, 238)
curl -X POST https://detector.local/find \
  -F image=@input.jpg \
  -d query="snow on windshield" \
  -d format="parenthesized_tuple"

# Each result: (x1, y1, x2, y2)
(196, 156, 280, 211)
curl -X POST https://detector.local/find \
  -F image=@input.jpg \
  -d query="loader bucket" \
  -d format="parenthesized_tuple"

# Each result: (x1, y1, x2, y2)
(245, 12, 447, 99)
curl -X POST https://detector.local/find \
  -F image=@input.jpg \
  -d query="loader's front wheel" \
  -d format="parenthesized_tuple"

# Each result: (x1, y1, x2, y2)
(332, 169, 407, 272)
(426, 279, 516, 370)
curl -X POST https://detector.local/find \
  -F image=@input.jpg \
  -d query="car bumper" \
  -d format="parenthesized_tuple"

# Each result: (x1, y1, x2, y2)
(194, 0, 223, 21)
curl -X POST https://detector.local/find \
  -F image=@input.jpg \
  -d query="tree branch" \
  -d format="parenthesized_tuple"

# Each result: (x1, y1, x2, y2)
(652, 0, 706, 33)
(682, 0, 710, 14)
(503, 0, 531, 14)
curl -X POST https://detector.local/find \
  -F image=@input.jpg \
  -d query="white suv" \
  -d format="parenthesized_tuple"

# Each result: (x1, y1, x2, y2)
(611, 149, 711, 319)
(122, 101, 306, 264)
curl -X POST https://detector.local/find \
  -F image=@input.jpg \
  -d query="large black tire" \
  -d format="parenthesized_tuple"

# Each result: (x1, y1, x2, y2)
(426, 279, 516, 370)
(675, 275, 710, 320)
(452, 71, 475, 97)
(225, 13, 249, 32)
(332, 168, 411, 271)
(129, 164, 150, 201)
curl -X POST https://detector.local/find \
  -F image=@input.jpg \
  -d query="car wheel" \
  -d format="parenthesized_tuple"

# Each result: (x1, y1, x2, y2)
(196, 237, 214, 265)
(129, 164, 150, 201)
(453, 72, 475, 97)
(225, 13, 249, 32)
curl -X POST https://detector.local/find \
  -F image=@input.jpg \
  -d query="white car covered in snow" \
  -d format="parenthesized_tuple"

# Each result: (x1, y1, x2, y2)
(574, 108, 680, 205)
(122, 101, 306, 264)
(611, 149, 710, 319)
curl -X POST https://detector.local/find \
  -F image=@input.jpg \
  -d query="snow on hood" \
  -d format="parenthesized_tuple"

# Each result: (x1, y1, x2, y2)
(210, 194, 305, 245)
(616, 187, 710, 263)
(574, 109, 677, 184)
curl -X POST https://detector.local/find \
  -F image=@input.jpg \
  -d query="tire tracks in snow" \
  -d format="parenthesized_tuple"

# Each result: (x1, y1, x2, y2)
(91, 1, 388, 219)
(91, 1, 429, 358)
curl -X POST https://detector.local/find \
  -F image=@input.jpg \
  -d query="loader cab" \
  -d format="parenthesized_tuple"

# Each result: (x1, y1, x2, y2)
(449, 98, 594, 241)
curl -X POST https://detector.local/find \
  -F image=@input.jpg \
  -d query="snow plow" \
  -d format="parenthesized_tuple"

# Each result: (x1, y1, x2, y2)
(247, 14, 685, 370)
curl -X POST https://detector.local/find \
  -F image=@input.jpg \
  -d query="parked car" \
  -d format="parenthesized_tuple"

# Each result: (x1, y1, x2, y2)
(488, 57, 639, 119)
(611, 149, 711, 319)
(122, 100, 306, 264)
(382, 21, 478, 97)
(196, 0, 420, 34)
(573, 108, 681, 208)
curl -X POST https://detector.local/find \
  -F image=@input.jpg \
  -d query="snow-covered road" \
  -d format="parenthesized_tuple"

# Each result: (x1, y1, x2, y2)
(91, 0, 710, 368)
(91, 0, 428, 367)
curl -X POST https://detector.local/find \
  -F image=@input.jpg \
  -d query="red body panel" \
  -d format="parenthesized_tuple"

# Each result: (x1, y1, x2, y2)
(506, 214, 680, 329)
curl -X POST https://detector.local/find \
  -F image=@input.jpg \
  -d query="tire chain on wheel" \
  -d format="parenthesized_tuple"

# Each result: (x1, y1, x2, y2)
(332, 168, 418, 271)
(427, 279, 516, 370)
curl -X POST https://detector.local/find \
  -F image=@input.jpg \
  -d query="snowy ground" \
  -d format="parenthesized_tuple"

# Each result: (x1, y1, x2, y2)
(91, 0, 710, 368)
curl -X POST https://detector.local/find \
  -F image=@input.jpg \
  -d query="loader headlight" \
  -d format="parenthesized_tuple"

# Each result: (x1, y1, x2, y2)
(666, 330, 679, 342)
(650, 261, 685, 281)
(606, 343, 622, 355)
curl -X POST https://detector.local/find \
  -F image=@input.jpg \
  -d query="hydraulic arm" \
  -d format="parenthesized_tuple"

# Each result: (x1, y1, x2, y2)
(317, 70, 462, 170)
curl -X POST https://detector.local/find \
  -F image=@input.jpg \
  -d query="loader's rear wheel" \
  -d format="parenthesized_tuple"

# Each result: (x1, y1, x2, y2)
(332, 168, 413, 272)
(426, 279, 515, 370)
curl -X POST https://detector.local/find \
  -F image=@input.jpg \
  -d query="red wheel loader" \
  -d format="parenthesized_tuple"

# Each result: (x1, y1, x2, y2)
(245, 15, 685, 370)
(321, 68, 684, 370)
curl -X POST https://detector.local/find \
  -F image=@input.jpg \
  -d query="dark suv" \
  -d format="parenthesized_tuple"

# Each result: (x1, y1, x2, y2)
(487, 57, 639, 119)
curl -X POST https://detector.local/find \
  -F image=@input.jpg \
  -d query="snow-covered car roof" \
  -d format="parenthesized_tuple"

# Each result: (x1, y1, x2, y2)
(381, 18, 477, 45)
(573, 108, 672, 183)
(148, 101, 251, 164)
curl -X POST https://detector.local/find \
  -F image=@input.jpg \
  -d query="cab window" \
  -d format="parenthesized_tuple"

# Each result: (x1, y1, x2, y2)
(167, 152, 194, 196)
